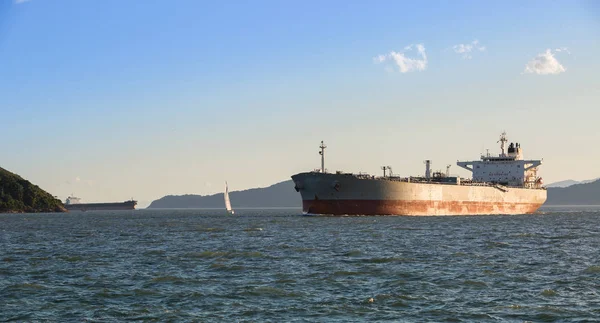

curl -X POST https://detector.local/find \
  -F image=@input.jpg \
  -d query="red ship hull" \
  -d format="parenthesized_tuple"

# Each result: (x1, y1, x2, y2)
(302, 199, 544, 216)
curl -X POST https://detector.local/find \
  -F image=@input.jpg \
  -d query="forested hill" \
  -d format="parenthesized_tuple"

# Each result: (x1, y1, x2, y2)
(0, 167, 66, 213)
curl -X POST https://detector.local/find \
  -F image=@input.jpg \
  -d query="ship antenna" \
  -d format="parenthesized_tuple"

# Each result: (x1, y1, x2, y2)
(319, 141, 327, 173)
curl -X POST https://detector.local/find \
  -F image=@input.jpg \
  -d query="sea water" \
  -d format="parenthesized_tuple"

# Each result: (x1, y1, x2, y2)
(1, 206, 600, 322)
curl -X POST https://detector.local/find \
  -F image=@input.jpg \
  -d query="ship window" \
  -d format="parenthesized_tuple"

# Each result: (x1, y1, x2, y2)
(517, 165, 520, 168)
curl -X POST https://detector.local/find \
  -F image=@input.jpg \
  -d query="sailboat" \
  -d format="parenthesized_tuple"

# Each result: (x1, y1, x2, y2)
(224, 181, 234, 214)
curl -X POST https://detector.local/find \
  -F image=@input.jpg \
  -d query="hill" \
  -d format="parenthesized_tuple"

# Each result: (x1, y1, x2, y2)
(546, 179, 581, 188)
(545, 179, 600, 205)
(546, 178, 599, 188)
(148, 180, 300, 209)
(0, 167, 66, 213)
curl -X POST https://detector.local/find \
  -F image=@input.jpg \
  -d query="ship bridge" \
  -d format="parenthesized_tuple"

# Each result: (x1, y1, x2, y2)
(456, 132, 543, 187)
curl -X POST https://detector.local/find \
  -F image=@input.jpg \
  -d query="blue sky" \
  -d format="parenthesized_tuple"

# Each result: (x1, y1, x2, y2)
(1, 0, 599, 207)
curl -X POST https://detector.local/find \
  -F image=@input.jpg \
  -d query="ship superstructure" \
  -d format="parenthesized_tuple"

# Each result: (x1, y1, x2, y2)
(457, 132, 543, 188)
(291, 133, 546, 216)
(65, 195, 82, 205)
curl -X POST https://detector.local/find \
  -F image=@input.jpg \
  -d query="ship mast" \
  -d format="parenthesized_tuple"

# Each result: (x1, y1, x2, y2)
(319, 141, 327, 173)
(381, 166, 392, 177)
(498, 131, 508, 157)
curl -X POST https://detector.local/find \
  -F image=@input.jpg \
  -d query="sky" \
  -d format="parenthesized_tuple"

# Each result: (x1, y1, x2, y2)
(1, 0, 599, 207)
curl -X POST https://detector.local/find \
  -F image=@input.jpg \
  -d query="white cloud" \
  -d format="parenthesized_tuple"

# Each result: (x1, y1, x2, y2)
(14, 0, 32, 4)
(65, 176, 94, 186)
(523, 49, 567, 75)
(452, 40, 486, 59)
(373, 44, 428, 73)
(554, 47, 571, 54)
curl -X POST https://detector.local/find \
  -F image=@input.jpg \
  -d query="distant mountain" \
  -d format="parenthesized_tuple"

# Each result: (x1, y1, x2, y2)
(545, 179, 600, 205)
(0, 167, 66, 213)
(546, 178, 599, 188)
(148, 180, 300, 209)
(546, 179, 581, 188)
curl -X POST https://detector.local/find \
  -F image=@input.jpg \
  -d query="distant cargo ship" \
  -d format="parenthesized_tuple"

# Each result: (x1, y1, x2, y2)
(291, 133, 546, 216)
(64, 196, 137, 212)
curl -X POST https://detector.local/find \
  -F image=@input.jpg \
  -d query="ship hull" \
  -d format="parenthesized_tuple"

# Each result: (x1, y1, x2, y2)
(65, 201, 137, 212)
(292, 172, 547, 216)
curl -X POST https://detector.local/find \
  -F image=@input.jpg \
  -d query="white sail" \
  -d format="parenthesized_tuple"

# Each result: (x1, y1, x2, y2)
(224, 181, 234, 214)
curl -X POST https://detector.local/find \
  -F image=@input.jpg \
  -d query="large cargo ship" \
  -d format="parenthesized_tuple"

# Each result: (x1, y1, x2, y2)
(291, 133, 546, 216)
(64, 196, 137, 212)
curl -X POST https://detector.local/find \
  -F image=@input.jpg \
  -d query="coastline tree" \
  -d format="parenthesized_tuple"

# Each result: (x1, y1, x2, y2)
(0, 167, 66, 213)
